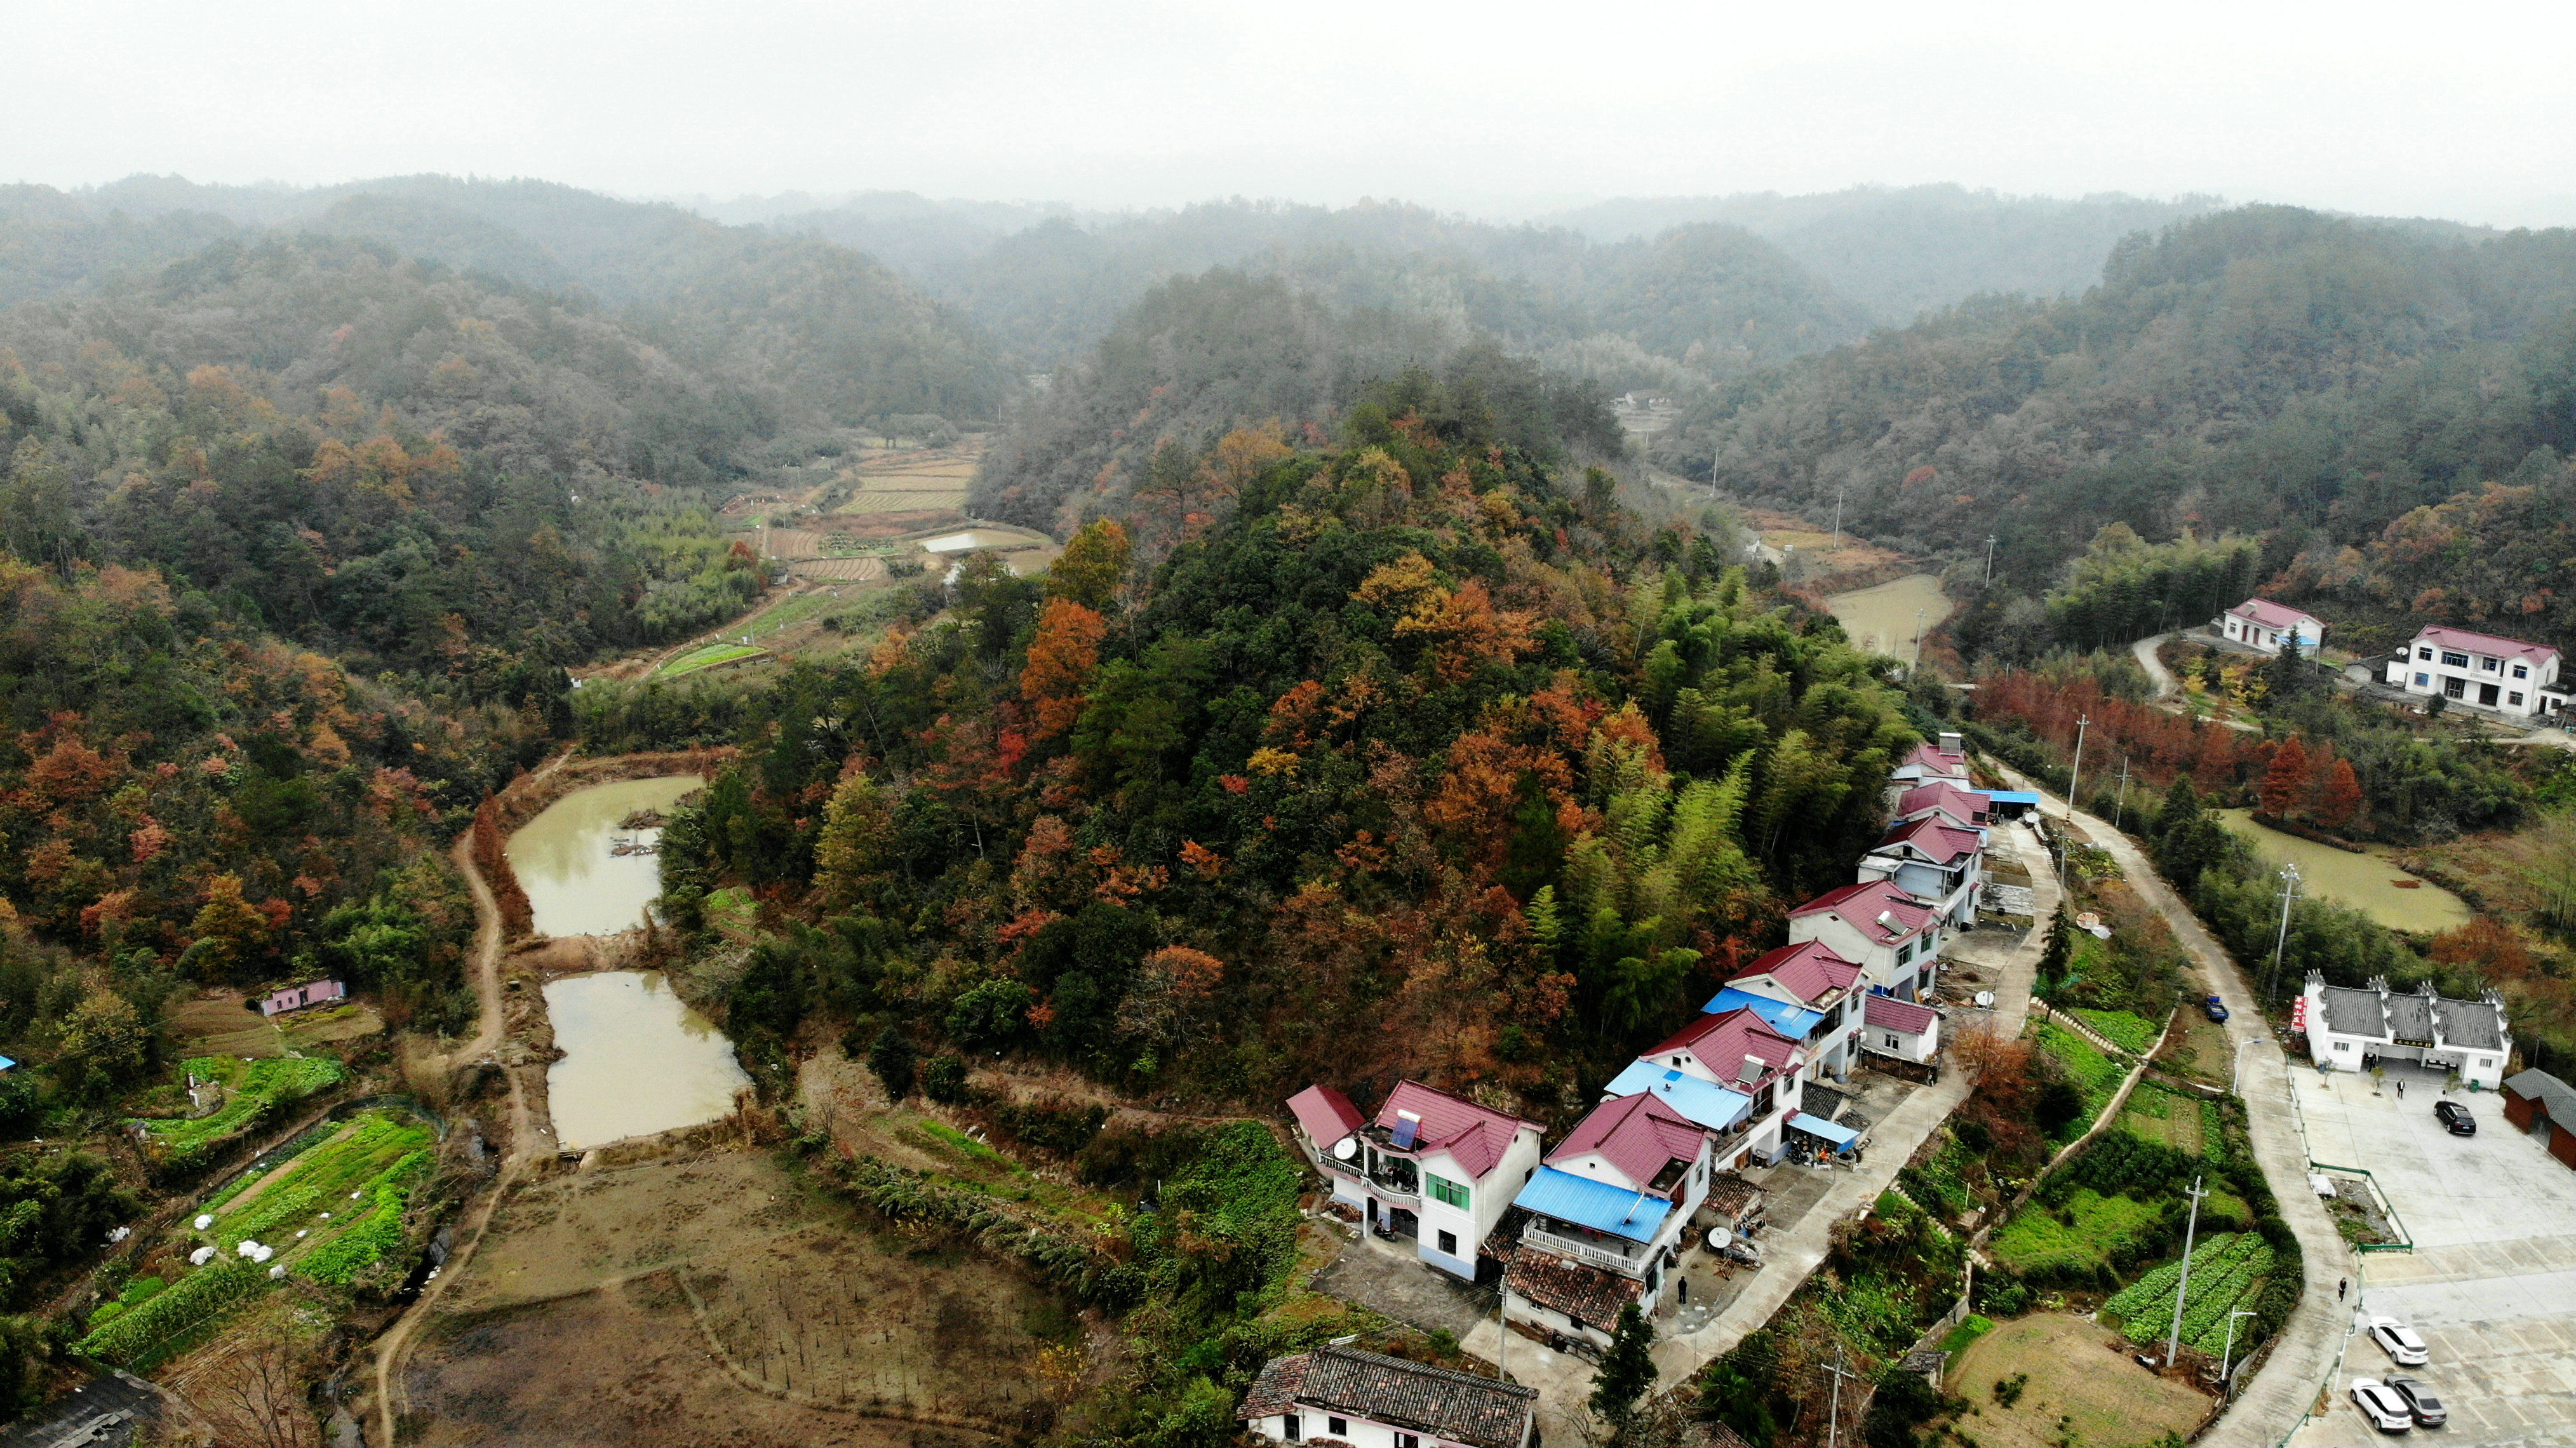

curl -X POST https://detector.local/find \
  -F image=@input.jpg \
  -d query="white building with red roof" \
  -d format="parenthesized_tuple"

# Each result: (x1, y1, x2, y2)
(1505, 1091, 1716, 1347)
(2218, 598, 2323, 655)
(1284, 1080, 1543, 1280)
(1788, 880, 1947, 1001)
(1857, 816, 1987, 925)
(1710, 941, 1865, 1081)
(1892, 781, 1992, 833)
(2384, 624, 2568, 720)
(1889, 732, 1973, 791)
(1863, 994, 1944, 1066)
(1634, 1007, 1808, 1167)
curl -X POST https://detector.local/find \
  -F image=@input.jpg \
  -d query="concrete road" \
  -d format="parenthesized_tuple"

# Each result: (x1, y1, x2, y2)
(2287, 1063, 2576, 1448)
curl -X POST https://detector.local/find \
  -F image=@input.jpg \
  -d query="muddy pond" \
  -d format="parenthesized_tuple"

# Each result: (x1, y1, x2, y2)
(506, 775, 702, 937)
(544, 972, 751, 1151)
(2216, 809, 2472, 933)
(1827, 573, 1950, 666)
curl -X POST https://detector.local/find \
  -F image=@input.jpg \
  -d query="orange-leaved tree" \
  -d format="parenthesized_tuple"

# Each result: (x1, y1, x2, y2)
(2258, 735, 2311, 821)
(1020, 598, 1109, 741)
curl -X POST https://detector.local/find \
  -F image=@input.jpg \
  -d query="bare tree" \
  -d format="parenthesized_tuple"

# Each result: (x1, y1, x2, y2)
(193, 1318, 321, 1448)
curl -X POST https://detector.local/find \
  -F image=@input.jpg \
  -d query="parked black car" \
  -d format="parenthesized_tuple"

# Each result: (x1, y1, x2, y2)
(2387, 1375, 2448, 1428)
(2434, 1100, 2476, 1136)
(2205, 994, 2230, 1022)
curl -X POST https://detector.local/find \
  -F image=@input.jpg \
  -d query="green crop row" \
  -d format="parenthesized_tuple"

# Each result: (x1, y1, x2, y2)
(2101, 1232, 2247, 1321)
(145, 1056, 345, 1151)
(302, 1151, 430, 1285)
(2036, 1024, 2127, 1139)
(2073, 1009, 2161, 1054)
(74, 1263, 264, 1365)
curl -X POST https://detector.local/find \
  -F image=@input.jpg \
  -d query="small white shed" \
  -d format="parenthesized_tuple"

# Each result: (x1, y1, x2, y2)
(1863, 995, 1942, 1064)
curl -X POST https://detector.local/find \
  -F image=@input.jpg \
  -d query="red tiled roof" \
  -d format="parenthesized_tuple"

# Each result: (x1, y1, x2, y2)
(1506, 1245, 1644, 1327)
(1375, 1080, 1538, 1179)
(1874, 817, 1983, 866)
(1866, 995, 1942, 1035)
(1644, 1007, 1802, 1082)
(1730, 941, 1863, 1005)
(1896, 741, 1968, 774)
(1896, 782, 1991, 821)
(1790, 881, 1936, 942)
(2410, 624, 2561, 668)
(1545, 1092, 1704, 1188)
(2230, 598, 2320, 631)
(1286, 1084, 1366, 1148)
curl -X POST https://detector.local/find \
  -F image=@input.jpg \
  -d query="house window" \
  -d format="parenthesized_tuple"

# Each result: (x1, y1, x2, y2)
(2445, 678, 2466, 699)
(2483, 657, 2501, 672)
(2336, 1042, 2352, 1054)
(1885, 1033, 1902, 1049)
(2442, 650, 2470, 667)
(1397, 1434, 1421, 1448)
(1896, 940, 1913, 964)
(1329, 1420, 1348, 1438)
(1284, 1414, 1302, 1441)
(2418, 647, 2434, 660)
(2415, 673, 2430, 688)
(1438, 1229, 1459, 1256)
(2516, 665, 2530, 679)
(1426, 1172, 1471, 1210)
(2512, 692, 2526, 707)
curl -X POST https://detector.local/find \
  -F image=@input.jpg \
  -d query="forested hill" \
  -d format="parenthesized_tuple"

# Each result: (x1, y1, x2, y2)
(1545, 184, 2227, 321)
(1, 177, 1010, 426)
(1667, 206, 2576, 588)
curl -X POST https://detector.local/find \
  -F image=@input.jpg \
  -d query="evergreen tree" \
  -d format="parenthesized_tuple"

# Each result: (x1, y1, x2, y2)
(1590, 1303, 1659, 1425)
(868, 1026, 917, 1101)
(2037, 901, 2073, 989)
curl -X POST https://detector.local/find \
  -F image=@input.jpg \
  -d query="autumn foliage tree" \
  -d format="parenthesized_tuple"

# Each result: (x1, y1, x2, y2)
(2259, 735, 2312, 821)
(1021, 599, 1109, 741)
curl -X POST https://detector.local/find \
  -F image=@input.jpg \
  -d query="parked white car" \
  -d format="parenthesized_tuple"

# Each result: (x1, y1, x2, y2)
(2351, 1377, 2414, 1433)
(2368, 1315, 2430, 1367)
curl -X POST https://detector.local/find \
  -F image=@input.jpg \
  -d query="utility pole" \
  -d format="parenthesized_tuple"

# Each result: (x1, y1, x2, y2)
(1983, 535, 1997, 587)
(2220, 1306, 2258, 1393)
(1912, 608, 1928, 666)
(1823, 1344, 1856, 1448)
(2114, 756, 2131, 832)
(1832, 485, 1844, 552)
(2059, 714, 2091, 890)
(2165, 1176, 2209, 1369)
(2265, 863, 2302, 1002)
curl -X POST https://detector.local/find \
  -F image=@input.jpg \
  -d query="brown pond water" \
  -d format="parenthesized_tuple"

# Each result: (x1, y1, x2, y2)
(505, 775, 702, 937)
(1826, 573, 1950, 666)
(2215, 808, 2472, 933)
(542, 971, 751, 1150)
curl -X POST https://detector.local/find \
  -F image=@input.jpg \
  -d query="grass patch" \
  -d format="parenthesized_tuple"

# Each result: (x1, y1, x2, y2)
(2035, 1024, 2126, 1141)
(657, 642, 767, 678)
(2117, 1084, 2220, 1158)
(1989, 1188, 2166, 1280)
(1939, 1313, 1996, 1355)
(141, 1056, 344, 1159)
(907, 1120, 1016, 1171)
(2072, 1008, 2160, 1054)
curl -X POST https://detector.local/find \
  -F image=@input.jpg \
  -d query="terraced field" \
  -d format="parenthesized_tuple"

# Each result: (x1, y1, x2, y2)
(831, 448, 976, 516)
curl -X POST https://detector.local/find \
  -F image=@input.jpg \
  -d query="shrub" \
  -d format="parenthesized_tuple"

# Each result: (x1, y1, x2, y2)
(74, 1263, 263, 1364)
(923, 1055, 969, 1104)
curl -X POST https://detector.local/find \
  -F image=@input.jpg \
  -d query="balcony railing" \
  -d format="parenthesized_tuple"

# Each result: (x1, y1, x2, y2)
(1369, 1181, 1421, 1208)
(1523, 1223, 1657, 1275)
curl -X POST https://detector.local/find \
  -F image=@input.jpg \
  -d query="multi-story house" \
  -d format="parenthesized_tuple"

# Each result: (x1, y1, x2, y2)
(1887, 730, 1973, 791)
(1707, 940, 1865, 1080)
(1893, 781, 1992, 832)
(2382, 625, 2568, 720)
(1788, 880, 1946, 1001)
(1285, 1080, 1544, 1280)
(1505, 1092, 1714, 1349)
(1630, 1007, 1806, 1167)
(1856, 817, 1986, 926)
(2218, 598, 2323, 655)
(2298, 972, 2512, 1089)
(1238, 1343, 1538, 1448)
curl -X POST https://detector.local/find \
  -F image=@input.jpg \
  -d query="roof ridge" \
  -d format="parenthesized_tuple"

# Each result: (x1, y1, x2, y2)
(1313, 1343, 1540, 1398)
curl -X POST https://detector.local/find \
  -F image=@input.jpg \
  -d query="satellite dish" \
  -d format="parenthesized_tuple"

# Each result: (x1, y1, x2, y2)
(1331, 1136, 1358, 1161)
(1976, 991, 1996, 1008)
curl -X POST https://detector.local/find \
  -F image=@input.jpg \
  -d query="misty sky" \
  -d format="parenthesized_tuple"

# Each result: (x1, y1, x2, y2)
(20, 0, 2576, 227)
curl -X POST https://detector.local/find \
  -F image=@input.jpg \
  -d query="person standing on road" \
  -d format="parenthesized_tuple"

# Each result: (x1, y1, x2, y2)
(2339, 1278, 2348, 1301)
(2398, 1080, 2405, 1099)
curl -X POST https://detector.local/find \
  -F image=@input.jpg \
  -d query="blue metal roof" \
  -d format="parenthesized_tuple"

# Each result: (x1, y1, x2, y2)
(1987, 791, 2042, 805)
(1787, 1111, 1860, 1149)
(1602, 1060, 1753, 1132)
(0, 1056, 14, 1072)
(1512, 1165, 1673, 1244)
(1702, 988, 1826, 1039)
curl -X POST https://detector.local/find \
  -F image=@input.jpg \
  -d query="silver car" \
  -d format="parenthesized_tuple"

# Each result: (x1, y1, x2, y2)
(2385, 1375, 2446, 1428)
(2351, 1377, 2414, 1433)
(2370, 1315, 2430, 1367)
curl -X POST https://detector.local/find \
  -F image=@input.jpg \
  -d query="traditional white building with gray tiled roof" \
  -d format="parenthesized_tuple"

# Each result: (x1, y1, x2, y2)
(1237, 1344, 1537, 1448)
(2300, 971, 2511, 1089)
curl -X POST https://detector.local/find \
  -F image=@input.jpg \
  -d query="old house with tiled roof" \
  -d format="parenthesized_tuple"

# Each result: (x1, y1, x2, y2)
(1238, 1343, 1537, 1448)
(1284, 1080, 1543, 1280)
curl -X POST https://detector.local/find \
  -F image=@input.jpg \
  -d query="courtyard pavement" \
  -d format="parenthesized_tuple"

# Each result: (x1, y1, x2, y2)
(2286, 1062, 2576, 1448)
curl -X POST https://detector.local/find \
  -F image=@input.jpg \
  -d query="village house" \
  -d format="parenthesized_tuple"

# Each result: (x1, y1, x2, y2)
(2218, 598, 2324, 655)
(2382, 624, 2569, 719)
(1788, 881, 1947, 1001)
(1707, 940, 1866, 1082)
(258, 978, 347, 1017)
(1856, 815, 1987, 926)
(1892, 781, 1992, 833)
(1862, 995, 1943, 1066)
(1885, 732, 1974, 808)
(1505, 1092, 1714, 1348)
(1285, 1081, 1543, 1280)
(1629, 1007, 1807, 1165)
(1238, 1343, 1538, 1448)
(2501, 1070, 2576, 1171)
(2298, 972, 2511, 1089)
